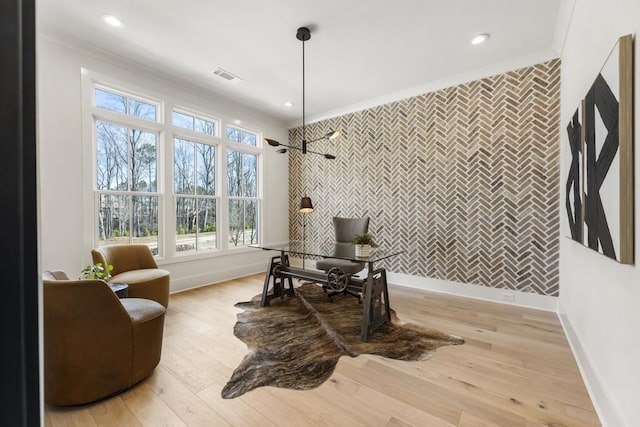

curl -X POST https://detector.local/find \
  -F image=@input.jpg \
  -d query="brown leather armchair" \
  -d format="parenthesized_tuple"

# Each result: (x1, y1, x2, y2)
(43, 271, 166, 406)
(92, 244, 170, 307)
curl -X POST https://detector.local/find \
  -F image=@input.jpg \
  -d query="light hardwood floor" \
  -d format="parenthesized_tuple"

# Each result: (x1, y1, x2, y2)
(45, 274, 601, 427)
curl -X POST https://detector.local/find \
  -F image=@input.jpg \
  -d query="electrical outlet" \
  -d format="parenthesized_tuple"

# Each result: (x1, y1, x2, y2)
(500, 292, 515, 301)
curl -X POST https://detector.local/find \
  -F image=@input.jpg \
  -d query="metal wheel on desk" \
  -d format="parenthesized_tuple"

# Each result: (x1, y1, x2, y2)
(272, 265, 283, 278)
(326, 268, 348, 292)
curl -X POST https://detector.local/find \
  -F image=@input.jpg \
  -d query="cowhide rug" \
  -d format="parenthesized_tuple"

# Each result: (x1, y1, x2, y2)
(221, 283, 464, 399)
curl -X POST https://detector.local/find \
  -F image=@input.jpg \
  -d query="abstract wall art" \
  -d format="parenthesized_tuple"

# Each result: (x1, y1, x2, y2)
(565, 100, 584, 244)
(583, 34, 634, 264)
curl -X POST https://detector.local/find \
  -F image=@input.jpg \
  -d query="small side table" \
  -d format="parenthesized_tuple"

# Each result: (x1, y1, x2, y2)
(108, 282, 129, 299)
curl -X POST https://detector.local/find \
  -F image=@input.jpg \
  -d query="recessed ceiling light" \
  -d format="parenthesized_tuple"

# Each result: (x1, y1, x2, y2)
(284, 102, 294, 108)
(471, 33, 490, 45)
(233, 119, 242, 125)
(101, 14, 124, 28)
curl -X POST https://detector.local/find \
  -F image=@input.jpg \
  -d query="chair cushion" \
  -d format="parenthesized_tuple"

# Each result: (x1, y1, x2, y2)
(316, 258, 365, 275)
(121, 298, 165, 323)
(111, 268, 169, 285)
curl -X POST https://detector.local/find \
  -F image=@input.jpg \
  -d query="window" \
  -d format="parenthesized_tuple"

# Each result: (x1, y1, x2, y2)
(174, 138, 217, 254)
(227, 150, 258, 246)
(226, 125, 260, 247)
(172, 110, 218, 136)
(95, 87, 158, 121)
(87, 78, 262, 260)
(226, 125, 257, 146)
(95, 120, 159, 253)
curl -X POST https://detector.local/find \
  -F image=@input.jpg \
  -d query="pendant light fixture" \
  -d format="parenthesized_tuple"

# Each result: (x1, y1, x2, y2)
(264, 26, 340, 159)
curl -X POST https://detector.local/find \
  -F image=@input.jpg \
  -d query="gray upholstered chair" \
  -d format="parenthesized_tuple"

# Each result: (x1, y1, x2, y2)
(316, 216, 369, 300)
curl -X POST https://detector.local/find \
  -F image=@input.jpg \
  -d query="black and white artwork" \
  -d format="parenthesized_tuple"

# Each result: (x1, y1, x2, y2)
(584, 78, 619, 259)
(565, 101, 583, 243)
(583, 38, 633, 262)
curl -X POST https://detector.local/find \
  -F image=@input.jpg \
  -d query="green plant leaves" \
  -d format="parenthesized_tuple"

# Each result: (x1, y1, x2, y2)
(79, 263, 114, 280)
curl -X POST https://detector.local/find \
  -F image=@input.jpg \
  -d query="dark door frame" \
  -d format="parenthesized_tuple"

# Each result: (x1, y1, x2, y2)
(0, 0, 41, 425)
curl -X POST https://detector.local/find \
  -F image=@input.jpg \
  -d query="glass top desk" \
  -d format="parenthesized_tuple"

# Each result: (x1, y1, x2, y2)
(250, 241, 404, 341)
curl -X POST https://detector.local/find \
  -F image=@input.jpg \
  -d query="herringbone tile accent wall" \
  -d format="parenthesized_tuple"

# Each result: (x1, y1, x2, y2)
(288, 59, 561, 296)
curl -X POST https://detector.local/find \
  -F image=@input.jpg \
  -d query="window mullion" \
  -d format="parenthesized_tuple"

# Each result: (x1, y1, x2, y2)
(194, 198, 199, 252)
(127, 128, 133, 243)
(220, 143, 229, 251)
(243, 200, 247, 246)
(92, 109, 164, 132)
(193, 142, 199, 251)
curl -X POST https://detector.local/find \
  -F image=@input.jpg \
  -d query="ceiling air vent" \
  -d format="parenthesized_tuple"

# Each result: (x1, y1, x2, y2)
(212, 67, 243, 83)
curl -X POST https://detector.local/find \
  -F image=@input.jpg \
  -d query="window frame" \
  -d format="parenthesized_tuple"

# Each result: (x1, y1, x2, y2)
(224, 124, 262, 250)
(226, 147, 260, 248)
(92, 112, 163, 255)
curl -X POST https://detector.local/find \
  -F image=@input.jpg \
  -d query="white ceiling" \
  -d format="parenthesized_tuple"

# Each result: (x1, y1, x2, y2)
(37, 0, 564, 125)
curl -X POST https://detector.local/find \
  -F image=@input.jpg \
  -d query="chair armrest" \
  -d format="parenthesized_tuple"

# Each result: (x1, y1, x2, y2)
(44, 280, 132, 339)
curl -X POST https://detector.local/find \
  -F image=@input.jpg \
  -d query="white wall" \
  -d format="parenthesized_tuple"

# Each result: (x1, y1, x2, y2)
(37, 35, 290, 291)
(559, 1, 640, 426)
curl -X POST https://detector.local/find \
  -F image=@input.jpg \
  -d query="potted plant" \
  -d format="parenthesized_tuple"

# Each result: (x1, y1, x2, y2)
(79, 263, 113, 280)
(351, 232, 378, 257)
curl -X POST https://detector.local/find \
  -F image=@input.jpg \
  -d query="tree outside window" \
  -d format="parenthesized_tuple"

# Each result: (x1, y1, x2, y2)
(95, 120, 159, 253)
(227, 150, 258, 246)
(174, 138, 217, 254)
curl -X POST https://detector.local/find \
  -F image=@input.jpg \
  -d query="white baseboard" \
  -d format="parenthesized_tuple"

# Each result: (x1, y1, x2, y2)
(387, 272, 558, 312)
(558, 307, 626, 427)
(169, 261, 266, 294)
(289, 257, 557, 311)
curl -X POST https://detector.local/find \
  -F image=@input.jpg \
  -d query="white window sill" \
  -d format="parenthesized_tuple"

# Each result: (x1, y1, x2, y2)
(156, 245, 261, 266)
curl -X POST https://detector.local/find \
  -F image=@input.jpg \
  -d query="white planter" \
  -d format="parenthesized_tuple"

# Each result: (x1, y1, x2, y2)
(354, 244, 371, 257)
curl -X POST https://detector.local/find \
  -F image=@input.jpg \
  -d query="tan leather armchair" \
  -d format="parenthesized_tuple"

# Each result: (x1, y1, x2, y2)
(43, 271, 166, 406)
(92, 244, 170, 307)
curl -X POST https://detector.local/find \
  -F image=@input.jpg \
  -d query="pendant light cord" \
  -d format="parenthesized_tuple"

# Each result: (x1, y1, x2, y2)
(302, 36, 306, 144)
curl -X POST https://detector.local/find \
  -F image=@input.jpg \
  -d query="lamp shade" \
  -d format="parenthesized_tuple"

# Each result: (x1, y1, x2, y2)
(299, 196, 314, 213)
